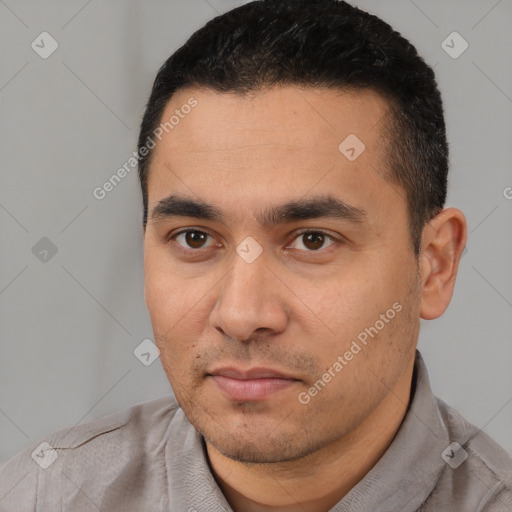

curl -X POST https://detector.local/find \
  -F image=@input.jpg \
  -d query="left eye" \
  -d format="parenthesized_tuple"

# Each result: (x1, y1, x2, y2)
(287, 231, 336, 251)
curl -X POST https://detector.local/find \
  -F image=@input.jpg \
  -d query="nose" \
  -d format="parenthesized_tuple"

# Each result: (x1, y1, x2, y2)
(210, 247, 289, 342)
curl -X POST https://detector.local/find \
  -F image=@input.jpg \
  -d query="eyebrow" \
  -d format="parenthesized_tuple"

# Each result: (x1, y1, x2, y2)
(150, 194, 367, 227)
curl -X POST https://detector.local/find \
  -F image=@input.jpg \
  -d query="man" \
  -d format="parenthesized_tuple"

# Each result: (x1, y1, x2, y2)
(1, 1, 511, 510)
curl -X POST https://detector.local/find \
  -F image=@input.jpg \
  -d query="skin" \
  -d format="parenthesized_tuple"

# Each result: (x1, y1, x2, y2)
(143, 85, 467, 511)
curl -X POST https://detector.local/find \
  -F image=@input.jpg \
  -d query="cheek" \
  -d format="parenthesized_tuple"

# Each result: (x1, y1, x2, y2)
(144, 250, 198, 323)
(143, 259, 214, 361)
(303, 264, 380, 332)
(144, 272, 203, 397)
(301, 257, 409, 359)
(145, 276, 179, 331)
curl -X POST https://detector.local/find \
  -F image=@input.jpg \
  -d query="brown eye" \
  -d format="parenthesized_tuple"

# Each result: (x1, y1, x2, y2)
(302, 232, 325, 250)
(173, 230, 215, 250)
(288, 230, 336, 251)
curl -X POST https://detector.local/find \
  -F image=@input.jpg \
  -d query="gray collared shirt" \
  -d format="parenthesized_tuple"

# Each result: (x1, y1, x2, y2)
(1, 351, 511, 511)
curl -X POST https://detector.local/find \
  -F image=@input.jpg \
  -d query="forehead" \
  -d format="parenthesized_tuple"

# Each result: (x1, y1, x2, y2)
(154, 85, 389, 155)
(148, 85, 392, 183)
(146, 85, 405, 230)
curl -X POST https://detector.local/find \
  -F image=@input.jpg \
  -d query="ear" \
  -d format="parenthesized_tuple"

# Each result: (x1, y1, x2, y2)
(419, 208, 467, 320)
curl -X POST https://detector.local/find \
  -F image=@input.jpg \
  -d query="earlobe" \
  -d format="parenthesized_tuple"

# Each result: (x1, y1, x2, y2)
(419, 208, 467, 320)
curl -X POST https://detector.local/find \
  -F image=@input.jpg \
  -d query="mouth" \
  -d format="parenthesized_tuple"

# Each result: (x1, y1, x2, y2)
(206, 367, 301, 402)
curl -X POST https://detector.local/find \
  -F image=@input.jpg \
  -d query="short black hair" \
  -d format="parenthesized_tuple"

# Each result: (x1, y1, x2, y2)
(138, 0, 448, 255)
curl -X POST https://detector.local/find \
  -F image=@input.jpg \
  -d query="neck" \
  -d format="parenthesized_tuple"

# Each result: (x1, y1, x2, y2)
(206, 359, 415, 512)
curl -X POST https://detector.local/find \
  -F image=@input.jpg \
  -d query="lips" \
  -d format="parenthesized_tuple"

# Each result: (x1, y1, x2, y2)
(207, 367, 299, 401)
(210, 367, 292, 380)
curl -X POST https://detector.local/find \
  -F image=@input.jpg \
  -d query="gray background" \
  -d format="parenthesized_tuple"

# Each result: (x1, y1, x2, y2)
(0, 0, 511, 465)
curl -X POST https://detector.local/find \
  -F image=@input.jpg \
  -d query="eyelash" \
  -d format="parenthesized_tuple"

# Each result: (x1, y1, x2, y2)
(167, 228, 340, 254)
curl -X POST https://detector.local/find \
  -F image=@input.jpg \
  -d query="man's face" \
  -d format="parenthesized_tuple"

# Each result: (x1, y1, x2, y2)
(143, 86, 422, 463)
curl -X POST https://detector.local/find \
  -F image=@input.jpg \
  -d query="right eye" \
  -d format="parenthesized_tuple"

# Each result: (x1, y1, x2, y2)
(168, 229, 221, 251)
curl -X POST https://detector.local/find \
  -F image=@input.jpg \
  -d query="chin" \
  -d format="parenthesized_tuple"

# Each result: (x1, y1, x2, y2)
(199, 420, 324, 464)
